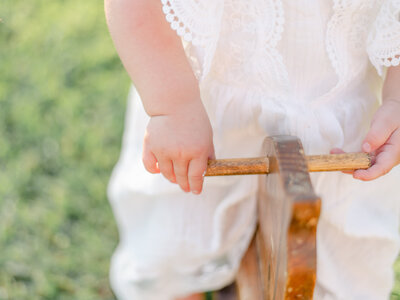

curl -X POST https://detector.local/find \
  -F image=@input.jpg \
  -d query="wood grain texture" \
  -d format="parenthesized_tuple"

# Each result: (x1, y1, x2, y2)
(236, 234, 263, 300)
(235, 136, 321, 300)
(205, 157, 269, 176)
(205, 152, 370, 176)
(306, 153, 371, 172)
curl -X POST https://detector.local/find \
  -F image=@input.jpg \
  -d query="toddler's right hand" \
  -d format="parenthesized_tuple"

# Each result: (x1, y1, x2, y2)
(142, 101, 215, 195)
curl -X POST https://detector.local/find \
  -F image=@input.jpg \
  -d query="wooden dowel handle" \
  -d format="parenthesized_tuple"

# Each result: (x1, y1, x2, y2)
(205, 157, 269, 176)
(307, 153, 371, 172)
(205, 153, 371, 176)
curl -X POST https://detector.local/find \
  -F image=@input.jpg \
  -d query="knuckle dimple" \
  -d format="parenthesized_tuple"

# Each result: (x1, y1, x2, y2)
(173, 146, 209, 161)
(190, 146, 207, 158)
(174, 149, 190, 161)
(173, 150, 183, 160)
(191, 148, 204, 158)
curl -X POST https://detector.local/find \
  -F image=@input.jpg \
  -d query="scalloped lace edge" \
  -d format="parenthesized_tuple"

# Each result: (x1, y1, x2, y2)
(367, 0, 400, 76)
(161, 0, 202, 46)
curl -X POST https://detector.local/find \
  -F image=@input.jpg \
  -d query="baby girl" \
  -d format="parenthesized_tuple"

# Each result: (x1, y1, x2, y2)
(105, 0, 400, 299)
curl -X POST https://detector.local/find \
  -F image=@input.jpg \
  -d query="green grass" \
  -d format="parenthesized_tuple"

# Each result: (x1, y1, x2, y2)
(1, 1, 400, 299)
(0, 1, 129, 299)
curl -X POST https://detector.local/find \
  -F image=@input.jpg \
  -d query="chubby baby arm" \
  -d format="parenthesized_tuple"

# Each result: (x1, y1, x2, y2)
(105, 0, 215, 194)
(353, 66, 400, 180)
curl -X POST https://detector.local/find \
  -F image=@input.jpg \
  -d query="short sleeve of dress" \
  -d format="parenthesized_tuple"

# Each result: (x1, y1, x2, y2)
(367, 0, 400, 76)
(161, 0, 224, 81)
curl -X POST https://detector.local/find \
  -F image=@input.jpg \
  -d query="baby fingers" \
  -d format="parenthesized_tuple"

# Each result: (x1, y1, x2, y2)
(142, 150, 160, 174)
(158, 158, 177, 184)
(354, 129, 400, 181)
(173, 160, 190, 192)
(188, 157, 208, 195)
(362, 102, 398, 153)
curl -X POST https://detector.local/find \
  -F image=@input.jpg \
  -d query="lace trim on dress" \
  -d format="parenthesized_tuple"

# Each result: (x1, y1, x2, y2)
(327, 0, 380, 81)
(161, 0, 289, 89)
(368, 0, 400, 75)
(161, 0, 224, 81)
(318, 0, 383, 104)
(268, 0, 285, 49)
(210, 0, 288, 94)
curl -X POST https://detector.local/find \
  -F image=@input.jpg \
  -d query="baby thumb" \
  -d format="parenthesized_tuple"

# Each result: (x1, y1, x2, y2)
(362, 118, 393, 153)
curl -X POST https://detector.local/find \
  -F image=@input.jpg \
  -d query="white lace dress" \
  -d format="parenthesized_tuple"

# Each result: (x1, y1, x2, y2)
(108, 1, 400, 299)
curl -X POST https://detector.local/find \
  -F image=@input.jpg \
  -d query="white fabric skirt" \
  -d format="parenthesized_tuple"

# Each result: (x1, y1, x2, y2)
(108, 87, 400, 300)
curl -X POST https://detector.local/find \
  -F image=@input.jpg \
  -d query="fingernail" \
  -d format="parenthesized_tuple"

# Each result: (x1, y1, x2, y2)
(362, 142, 371, 153)
(192, 190, 200, 195)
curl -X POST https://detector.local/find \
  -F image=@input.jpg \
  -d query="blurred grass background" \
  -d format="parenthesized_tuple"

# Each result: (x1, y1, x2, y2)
(0, 0, 129, 299)
(0, 1, 400, 299)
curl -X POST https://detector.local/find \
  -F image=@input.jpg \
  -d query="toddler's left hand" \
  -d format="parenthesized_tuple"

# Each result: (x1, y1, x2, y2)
(331, 99, 400, 181)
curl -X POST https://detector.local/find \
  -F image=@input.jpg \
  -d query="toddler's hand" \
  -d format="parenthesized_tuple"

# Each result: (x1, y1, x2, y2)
(331, 99, 400, 180)
(142, 101, 215, 194)
(354, 99, 400, 180)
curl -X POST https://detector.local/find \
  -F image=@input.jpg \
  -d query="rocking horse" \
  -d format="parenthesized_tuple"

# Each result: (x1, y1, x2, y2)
(204, 135, 371, 300)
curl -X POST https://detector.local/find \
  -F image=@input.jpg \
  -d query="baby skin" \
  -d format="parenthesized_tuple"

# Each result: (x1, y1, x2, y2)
(105, 0, 400, 298)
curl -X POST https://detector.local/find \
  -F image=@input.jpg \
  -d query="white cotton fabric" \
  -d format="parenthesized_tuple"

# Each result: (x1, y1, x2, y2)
(108, 0, 400, 299)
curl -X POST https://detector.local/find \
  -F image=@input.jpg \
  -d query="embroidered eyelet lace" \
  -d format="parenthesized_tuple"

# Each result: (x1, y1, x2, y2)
(162, 0, 400, 82)
(210, 0, 288, 93)
(367, 0, 400, 75)
(161, 0, 224, 80)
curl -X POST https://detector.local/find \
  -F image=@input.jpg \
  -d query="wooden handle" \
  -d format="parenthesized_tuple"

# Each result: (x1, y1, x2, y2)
(306, 153, 371, 172)
(205, 157, 269, 176)
(205, 153, 371, 176)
